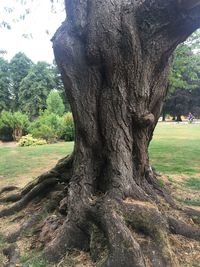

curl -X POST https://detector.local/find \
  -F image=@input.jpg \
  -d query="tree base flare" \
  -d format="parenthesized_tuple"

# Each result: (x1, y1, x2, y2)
(1, 159, 200, 267)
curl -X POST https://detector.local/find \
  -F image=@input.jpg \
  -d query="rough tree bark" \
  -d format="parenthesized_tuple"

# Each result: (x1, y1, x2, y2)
(1, 1, 200, 266)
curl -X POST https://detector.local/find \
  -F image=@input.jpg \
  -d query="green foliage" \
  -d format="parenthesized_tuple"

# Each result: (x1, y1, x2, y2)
(29, 111, 64, 142)
(169, 30, 200, 94)
(0, 57, 11, 112)
(46, 90, 65, 116)
(9, 52, 33, 110)
(0, 52, 68, 121)
(19, 62, 56, 119)
(62, 112, 75, 141)
(52, 62, 70, 111)
(0, 111, 29, 140)
(18, 134, 47, 147)
(0, 111, 29, 131)
(0, 111, 29, 129)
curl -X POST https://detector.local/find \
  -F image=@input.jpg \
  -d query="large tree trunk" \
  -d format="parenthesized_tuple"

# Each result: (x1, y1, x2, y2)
(176, 114, 182, 122)
(1, 1, 200, 266)
(48, 1, 200, 266)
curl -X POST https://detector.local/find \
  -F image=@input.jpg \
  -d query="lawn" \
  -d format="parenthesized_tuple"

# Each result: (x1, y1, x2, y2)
(0, 142, 74, 187)
(0, 123, 200, 186)
(149, 122, 200, 175)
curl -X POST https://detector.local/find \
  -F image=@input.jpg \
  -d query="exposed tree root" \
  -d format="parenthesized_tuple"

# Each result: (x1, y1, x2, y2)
(0, 178, 59, 217)
(38, 196, 179, 267)
(96, 206, 146, 267)
(3, 244, 20, 266)
(168, 216, 200, 241)
(0, 186, 18, 195)
(0, 155, 73, 217)
(0, 193, 21, 204)
(6, 213, 42, 243)
(1, 159, 200, 266)
(183, 207, 200, 218)
(42, 220, 90, 263)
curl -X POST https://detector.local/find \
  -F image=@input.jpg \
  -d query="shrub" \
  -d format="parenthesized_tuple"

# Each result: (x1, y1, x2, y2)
(46, 90, 65, 116)
(0, 111, 29, 141)
(29, 111, 64, 142)
(62, 112, 74, 141)
(19, 134, 47, 147)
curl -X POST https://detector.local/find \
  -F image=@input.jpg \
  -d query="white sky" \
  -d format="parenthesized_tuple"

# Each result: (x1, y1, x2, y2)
(0, 0, 66, 63)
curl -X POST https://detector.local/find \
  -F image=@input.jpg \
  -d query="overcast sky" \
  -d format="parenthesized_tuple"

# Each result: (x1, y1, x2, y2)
(0, 0, 65, 63)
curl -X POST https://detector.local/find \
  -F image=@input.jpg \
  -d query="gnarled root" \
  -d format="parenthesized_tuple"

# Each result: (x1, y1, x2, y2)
(168, 216, 200, 241)
(90, 199, 146, 267)
(0, 155, 73, 218)
(0, 186, 18, 195)
(40, 197, 178, 267)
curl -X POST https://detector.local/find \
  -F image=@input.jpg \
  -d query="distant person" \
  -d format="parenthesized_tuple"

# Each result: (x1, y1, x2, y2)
(188, 112, 194, 123)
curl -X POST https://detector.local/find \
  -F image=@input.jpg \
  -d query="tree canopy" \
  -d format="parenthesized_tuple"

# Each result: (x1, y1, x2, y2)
(18, 61, 56, 119)
(9, 52, 33, 111)
(169, 31, 200, 93)
(0, 57, 10, 112)
(46, 90, 65, 116)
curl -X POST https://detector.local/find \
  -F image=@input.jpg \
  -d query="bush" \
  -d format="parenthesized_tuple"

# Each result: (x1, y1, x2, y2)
(62, 112, 74, 141)
(0, 111, 29, 141)
(29, 111, 64, 142)
(18, 134, 47, 147)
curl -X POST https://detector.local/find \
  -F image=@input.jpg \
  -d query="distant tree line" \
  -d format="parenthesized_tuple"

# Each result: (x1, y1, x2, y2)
(0, 52, 70, 118)
(163, 87, 200, 121)
(0, 52, 74, 143)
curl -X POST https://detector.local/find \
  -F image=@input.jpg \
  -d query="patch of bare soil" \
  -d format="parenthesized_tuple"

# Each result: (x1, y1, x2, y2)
(0, 141, 17, 147)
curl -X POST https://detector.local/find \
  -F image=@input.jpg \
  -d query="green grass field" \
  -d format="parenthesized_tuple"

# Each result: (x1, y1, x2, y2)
(0, 123, 200, 184)
(149, 123, 200, 175)
(0, 142, 74, 186)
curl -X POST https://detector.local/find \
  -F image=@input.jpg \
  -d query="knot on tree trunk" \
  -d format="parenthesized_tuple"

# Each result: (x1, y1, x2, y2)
(133, 113, 155, 128)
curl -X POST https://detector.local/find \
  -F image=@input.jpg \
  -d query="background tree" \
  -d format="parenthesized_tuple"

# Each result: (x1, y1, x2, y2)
(9, 52, 33, 111)
(165, 87, 200, 120)
(18, 61, 56, 119)
(1, 1, 200, 267)
(165, 89, 190, 121)
(46, 90, 65, 116)
(29, 110, 64, 142)
(0, 57, 11, 112)
(169, 41, 200, 93)
(162, 31, 200, 120)
(62, 112, 74, 141)
(190, 87, 200, 117)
